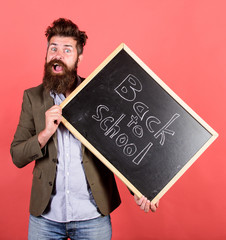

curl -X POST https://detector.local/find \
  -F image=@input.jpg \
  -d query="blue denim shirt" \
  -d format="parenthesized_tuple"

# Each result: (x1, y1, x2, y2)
(42, 90, 100, 222)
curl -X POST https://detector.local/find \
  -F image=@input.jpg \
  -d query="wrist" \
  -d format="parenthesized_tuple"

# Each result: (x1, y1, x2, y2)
(38, 129, 51, 149)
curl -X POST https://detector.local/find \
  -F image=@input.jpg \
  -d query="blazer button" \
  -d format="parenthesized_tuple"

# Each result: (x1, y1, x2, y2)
(49, 181, 53, 186)
(52, 158, 58, 163)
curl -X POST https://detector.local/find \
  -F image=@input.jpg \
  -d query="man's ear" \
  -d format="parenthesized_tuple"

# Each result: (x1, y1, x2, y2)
(78, 54, 83, 65)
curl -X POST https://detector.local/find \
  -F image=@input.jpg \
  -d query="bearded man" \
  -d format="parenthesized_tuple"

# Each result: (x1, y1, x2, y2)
(10, 18, 158, 240)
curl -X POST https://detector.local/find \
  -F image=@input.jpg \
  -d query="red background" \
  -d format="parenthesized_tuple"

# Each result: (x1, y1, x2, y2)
(1, 0, 226, 239)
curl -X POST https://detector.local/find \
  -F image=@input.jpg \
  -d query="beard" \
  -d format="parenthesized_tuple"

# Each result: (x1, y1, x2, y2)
(43, 59, 78, 95)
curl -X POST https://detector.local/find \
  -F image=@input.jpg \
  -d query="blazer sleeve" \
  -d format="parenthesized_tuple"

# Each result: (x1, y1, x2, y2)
(10, 90, 45, 168)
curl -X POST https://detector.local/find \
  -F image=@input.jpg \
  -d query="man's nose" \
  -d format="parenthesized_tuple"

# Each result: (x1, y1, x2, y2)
(53, 50, 63, 60)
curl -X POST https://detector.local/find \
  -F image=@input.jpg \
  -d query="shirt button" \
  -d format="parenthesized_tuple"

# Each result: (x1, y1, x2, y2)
(67, 190, 70, 194)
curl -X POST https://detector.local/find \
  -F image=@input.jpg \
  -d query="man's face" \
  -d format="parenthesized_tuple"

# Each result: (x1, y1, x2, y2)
(46, 36, 81, 71)
(43, 36, 83, 94)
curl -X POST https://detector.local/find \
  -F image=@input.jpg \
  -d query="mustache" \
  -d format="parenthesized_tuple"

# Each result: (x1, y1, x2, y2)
(45, 59, 69, 73)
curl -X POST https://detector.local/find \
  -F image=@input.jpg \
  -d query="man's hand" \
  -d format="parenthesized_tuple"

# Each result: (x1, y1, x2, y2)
(134, 194, 159, 213)
(38, 105, 62, 148)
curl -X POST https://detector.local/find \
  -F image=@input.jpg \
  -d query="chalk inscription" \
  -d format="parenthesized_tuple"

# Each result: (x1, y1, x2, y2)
(92, 74, 180, 165)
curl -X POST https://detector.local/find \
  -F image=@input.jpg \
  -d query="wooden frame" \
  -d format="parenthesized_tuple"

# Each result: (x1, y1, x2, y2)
(60, 43, 218, 204)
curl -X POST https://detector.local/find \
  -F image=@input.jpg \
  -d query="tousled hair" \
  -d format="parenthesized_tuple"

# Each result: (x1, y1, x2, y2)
(45, 18, 88, 55)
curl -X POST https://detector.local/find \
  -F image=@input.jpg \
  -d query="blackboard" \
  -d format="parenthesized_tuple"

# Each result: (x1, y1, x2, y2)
(60, 43, 218, 203)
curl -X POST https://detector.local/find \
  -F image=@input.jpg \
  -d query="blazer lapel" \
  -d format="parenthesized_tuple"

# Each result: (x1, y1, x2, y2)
(43, 89, 58, 150)
(43, 88, 54, 112)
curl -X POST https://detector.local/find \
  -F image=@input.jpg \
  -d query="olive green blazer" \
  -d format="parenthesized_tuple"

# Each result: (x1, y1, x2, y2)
(10, 84, 121, 217)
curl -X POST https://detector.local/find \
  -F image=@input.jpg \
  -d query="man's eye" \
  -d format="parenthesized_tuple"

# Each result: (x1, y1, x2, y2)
(51, 47, 57, 52)
(65, 49, 71, 53)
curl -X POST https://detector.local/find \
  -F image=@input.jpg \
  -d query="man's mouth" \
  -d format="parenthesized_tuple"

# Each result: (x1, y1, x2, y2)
(52, 63, 64, 73)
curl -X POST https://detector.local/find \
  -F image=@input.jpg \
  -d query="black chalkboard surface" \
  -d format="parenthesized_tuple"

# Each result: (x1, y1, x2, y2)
(60, 43, 218, 203)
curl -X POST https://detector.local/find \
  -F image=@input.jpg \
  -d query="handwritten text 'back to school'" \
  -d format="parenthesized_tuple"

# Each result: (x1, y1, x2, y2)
(92, 74, 180, 165)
